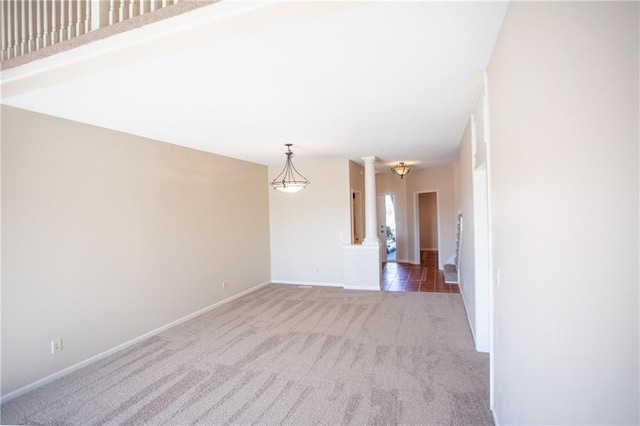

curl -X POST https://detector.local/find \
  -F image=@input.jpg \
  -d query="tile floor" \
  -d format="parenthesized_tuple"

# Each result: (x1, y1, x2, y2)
(382, 250, 461, 293)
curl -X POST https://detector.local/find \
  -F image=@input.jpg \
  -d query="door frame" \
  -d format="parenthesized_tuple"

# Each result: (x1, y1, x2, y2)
(350, 189, 363, 244)
(413, 190, 441, 267)
(377, 193, 399, 263)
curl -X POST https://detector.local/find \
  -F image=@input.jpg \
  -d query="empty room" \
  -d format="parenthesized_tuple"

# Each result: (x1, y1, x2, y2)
(1, 1, 638, 425)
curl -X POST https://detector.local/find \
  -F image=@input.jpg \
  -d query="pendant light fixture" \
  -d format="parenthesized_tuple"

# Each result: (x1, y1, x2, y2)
(391, 162, 411, 179)
(270, 144, 310, 193)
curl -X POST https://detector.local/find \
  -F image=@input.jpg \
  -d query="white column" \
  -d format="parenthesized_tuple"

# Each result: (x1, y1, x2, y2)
(362, 156, 379, 246)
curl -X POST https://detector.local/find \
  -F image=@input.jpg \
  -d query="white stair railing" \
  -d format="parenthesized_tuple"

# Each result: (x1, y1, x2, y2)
(1, 0, 180, 63)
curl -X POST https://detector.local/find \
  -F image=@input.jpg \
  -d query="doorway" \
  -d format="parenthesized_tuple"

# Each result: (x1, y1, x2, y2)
(377, 194, 397, 262)
(351, 190, 363, 244)
(415, 191, 439, 265)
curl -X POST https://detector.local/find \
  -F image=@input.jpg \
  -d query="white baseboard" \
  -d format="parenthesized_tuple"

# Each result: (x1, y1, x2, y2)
(272, 280, 379, 291)
(458, 279, 490, 354)
(272, 280, 343, 288)
(0, 280, 271, 404)
(459, 282, 479, 347)
(492, 408, 500, 426)
(343, 285, 381, 291)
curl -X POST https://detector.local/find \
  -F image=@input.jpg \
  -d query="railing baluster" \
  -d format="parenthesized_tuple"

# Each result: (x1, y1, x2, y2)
(43, 0, 49, 47)
(36, 0, 42, 49)
(4, 1, 10, 59)
(20, 0, 26, 54)
(13, 0, 20, 57)
(1, 0, 185, 62)
(76, 0, 82, 35)
(1, 1, 6, 61)
(108, 0, 114, 25)
(7, 1, 12, 58)
(5, 1, 10, 59)
(59, 0, 65, 41)
(85, 0, 91, 32)
(17, 0, 22, 56)
(69, 0, 73, 37)
(118, 0, 124, 23)
(51, 0, 57, 45)
(7, 0, 13, 58)
(67, 0, 72, 38)
(22, 0, 26, 57)
(5, 0, 9, 59)
(67, 0, 73, 39)
(15, 0, 20, 57)
(27, 0, 34, 52)
(89, 0, 97, 31)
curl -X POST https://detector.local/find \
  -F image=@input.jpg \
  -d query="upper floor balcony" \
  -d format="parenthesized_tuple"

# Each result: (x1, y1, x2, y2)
(1, 0, 215, 69)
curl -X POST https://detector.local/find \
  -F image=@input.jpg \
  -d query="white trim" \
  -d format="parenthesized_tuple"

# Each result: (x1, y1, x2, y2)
(274, 280, 379, 291)
(376, 192, 398, 263)
(0, 280, 271, 404)
(492, 408, 500, 426)
(343, 285, 380, 291)
(459, 276, 489, 353)
(350, 189, 364, 245)
(271, 280, 343, 288)
(460, 280, 478, 345)
(484, 71, 496, 410)
(413, 190, 441, 267)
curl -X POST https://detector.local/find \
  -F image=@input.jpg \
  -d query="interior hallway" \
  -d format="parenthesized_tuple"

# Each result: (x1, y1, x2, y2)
(382, 250, 461, 293)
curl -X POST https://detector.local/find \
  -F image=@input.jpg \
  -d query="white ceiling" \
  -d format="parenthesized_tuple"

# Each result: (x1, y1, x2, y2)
(0, 0, 509, 171)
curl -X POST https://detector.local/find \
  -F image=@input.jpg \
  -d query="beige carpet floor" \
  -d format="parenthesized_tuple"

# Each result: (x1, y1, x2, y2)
(1, 284, 492, 425)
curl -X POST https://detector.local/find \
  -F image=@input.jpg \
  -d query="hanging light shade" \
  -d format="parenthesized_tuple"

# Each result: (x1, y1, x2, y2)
(270, 144, 310, 193)
(391, 162, 411, 179)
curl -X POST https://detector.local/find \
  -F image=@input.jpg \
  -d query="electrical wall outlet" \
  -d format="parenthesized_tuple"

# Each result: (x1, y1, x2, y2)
(51, 338, 63, 354)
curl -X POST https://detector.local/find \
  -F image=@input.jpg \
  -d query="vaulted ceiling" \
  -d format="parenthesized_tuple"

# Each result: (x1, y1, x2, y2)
(1, 1, 509, 171)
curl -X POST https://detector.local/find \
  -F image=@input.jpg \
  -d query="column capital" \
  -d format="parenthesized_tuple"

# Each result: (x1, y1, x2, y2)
(361, 156, 377, 164)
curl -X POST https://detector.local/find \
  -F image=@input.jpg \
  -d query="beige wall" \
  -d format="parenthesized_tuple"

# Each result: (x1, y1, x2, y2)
(269, 158, 351, 285)
(418, 192, 437, 250)
(488, 2, 639, 424)
(452, 161, 460, 215)
(1, 106, 271, 397)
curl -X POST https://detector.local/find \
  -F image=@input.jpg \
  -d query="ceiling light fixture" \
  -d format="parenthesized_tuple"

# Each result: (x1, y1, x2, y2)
(270, 144, 310, 193)
(391, 162, 411, 179)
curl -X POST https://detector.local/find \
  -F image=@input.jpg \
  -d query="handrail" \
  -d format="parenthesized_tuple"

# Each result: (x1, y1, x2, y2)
(1, 0, 180, 63)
